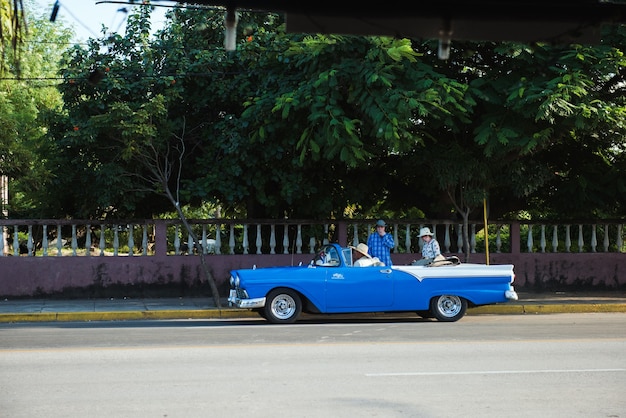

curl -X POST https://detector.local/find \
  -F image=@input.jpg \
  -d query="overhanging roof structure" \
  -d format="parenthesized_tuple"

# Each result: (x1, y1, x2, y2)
(188, 0, 626, 44)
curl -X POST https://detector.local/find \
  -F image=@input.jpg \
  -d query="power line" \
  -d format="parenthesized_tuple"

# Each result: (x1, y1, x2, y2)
(0, 70, 247, 82)
(95, 1, 221, 12)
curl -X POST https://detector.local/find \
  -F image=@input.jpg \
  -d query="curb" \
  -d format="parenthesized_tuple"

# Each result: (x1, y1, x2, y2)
(0, 309, 257, 323)
(1, 304, 625, 322)
(469, 303, 626, 315)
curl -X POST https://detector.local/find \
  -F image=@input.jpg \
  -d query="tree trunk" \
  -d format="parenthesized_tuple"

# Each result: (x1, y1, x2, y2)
(167, 194, 222, 309)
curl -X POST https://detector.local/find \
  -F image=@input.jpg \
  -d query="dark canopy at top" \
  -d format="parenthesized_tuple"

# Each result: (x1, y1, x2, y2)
(186, 0, 626, 43)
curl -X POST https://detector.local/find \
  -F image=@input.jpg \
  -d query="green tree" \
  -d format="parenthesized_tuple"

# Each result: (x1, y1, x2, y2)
(45, 6, 626, 225)
(50, 6, 176, 218)
(1, 6, 71, 218)
(186, 18, 473, 218)
(0, 0, 26, 73)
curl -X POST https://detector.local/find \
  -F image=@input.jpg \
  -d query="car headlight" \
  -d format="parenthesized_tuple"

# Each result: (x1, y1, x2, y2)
(229, 275, 240, 287)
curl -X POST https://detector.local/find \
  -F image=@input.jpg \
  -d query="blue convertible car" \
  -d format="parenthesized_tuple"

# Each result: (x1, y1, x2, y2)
(228, 243, 518, 323)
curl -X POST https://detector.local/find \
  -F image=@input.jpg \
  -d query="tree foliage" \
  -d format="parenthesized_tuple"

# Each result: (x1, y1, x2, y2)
(0, 0, 26, 74)
(13, 5, 626, 223)
(1, 6, 71, 218)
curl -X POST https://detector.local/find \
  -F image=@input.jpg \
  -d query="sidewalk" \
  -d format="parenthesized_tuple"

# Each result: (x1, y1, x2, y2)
(1, 292, 625, 322)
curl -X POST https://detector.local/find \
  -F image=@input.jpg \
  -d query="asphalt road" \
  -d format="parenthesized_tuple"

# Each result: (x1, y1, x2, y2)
(1, 313, 625, 418)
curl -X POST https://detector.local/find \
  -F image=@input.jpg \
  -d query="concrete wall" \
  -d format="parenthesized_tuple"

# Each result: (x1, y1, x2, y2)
(1, 218, 625, 298)
(1, 251, 624, 299)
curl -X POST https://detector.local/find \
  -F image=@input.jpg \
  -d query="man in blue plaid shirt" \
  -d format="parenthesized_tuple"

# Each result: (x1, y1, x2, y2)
(367, 219, 394, 266)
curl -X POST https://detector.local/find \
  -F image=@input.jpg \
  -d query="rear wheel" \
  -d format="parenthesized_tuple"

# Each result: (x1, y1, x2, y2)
(264, 288, 302, 324)
(430, 295, 467, 322)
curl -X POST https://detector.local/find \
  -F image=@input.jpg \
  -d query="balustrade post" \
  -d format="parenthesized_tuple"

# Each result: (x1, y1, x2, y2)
(270, 225, 276, 254)
(603, 224, 610, 252)
(215, 223, 222, 255)
(142, 225, 148, 256)
(617, 224, 623, 252)
(565, 225, 571, 252)
(282, 224, 289, 254)
(577, 224, 584, 253)
(12, 225, 19, 256)
(470, 224, 476, 253)
(456, 223, 462, 254)
(56, 224, 62, 257)
(296, 224, 303, 254)
(352, 223, 359, 247)
(187, 232, 194, 255)
(113, 225, 120, 256)
(228, 223, 235, 254)
(42, 225, 48, 256)
(99, 224, 106, 256)
(242, 224, 249, 254)
(551, 225, 558, 252)
(526, 224, 533, 252)
(86, 225, 92, 256)
(256, 224, 262, 254)
(540, 224, 546, 253)
(128, 224, 134, 256)
(27, 225, 34, 256)
(405, 224, 411, 253)
(71, 224, 77, 256)
(201, 225, 208, 255)
(591, 224, 597, 253)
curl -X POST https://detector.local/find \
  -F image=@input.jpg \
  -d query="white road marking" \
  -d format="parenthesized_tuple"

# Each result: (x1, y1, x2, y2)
(366, 368, 626, 376)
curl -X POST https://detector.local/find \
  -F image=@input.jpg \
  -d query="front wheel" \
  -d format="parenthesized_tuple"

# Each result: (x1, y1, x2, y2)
(430, 295, 467, 322)
(264, 288, 302, 324)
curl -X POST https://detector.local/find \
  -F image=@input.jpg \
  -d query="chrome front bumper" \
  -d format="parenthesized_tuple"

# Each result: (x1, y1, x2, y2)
(228, 289, 266, 309)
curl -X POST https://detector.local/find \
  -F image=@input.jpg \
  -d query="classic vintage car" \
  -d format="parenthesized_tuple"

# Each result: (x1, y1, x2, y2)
(228, 243, 518, 324)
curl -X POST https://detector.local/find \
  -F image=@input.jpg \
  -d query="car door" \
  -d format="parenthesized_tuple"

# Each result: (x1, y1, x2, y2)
(324, 265, 394, 310)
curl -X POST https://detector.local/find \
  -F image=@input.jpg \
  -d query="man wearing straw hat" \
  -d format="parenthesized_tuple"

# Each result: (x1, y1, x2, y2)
(350, 243, 384, 267)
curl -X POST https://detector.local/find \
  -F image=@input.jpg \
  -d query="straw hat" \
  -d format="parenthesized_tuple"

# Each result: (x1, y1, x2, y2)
(350, 243, 371, 258)
(419, 227, 434, 237)
(429, 254, 452, 267)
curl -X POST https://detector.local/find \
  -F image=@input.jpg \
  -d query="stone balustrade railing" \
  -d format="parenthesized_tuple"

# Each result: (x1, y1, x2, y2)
(1, 219, 624, 257)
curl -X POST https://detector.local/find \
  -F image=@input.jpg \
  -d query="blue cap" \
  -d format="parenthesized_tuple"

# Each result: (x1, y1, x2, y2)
(376, 219, 386, 227)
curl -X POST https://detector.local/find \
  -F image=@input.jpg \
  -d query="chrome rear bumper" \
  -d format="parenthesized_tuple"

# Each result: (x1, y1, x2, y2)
(505, 288, 519, 300)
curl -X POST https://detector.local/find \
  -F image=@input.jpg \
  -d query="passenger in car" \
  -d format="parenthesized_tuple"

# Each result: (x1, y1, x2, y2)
(351, 243, 384, 267)
(412, 227, 442, 265)
(315, 246, 340, 266)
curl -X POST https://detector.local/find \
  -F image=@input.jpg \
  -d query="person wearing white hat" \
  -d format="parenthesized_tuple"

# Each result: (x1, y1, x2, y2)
(350, 243, 384, 267)
(419, 226, 441, 261)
